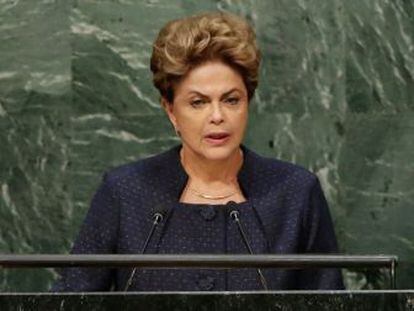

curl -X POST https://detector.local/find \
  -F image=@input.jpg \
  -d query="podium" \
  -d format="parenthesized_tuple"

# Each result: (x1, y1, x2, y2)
(1, 254, 412, 310)
(1, 291, 414, 310)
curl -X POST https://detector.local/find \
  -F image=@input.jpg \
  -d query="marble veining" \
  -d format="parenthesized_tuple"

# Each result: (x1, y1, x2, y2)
(0, 0, 413, 291)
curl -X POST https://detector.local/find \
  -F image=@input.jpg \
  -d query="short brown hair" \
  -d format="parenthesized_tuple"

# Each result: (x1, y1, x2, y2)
(150, 11, 261, 102)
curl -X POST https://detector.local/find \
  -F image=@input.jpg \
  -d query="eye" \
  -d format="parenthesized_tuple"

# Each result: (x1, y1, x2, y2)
(225, 97, 240, 105)
(190, 98, 206, 108)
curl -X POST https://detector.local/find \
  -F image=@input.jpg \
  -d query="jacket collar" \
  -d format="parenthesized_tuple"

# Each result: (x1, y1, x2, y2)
(157, 144, 262, 205)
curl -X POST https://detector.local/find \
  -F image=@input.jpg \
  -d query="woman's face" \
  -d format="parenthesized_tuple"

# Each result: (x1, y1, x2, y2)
(163, 60, 249, 161)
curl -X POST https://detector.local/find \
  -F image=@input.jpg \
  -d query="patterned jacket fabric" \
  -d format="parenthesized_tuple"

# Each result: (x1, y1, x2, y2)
(52, 145, 344, 291)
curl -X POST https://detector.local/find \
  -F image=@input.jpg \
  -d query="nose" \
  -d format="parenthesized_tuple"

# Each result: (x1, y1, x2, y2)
(209, 102, 224, 125)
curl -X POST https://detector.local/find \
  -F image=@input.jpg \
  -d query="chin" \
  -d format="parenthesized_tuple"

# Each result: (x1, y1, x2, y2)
(199, 144, 240, 161)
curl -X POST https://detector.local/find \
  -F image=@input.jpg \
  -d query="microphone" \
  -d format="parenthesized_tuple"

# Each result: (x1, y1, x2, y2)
(228, 202, 269, 290)
(123, 209, 165, 291)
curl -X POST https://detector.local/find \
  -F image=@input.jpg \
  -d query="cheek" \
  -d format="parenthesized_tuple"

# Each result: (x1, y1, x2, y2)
(176, 112, 204, 135)
(234, 109, 248, 129)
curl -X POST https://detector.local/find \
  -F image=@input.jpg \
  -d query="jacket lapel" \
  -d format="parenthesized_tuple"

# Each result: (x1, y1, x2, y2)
(143, 146, 187, 252)
(238, 146, 281, 250)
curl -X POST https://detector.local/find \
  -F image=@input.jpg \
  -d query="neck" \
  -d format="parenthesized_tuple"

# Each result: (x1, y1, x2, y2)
(180, 146, 243, 184)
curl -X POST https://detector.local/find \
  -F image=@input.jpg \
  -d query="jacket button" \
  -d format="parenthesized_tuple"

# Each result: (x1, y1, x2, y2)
(199, 206, 216, 221)
(197, 275, 215, 290)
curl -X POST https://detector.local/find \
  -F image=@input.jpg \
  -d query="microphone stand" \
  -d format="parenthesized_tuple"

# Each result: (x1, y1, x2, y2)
(230, 209, 269, 290)
(123, 212, 163, 291)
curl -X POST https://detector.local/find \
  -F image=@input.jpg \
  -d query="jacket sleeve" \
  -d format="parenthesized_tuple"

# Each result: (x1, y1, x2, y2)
(297, 176, 345, 290)
(51, 173, 119, 291)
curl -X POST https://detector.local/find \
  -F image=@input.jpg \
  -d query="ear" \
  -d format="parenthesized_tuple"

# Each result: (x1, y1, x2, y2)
(161, 97, 177, 129)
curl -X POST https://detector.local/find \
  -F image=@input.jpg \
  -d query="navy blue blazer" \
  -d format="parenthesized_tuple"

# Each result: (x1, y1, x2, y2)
(53, 145, 344, 291)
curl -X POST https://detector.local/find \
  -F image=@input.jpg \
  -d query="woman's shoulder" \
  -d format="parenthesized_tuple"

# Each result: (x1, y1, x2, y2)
(243, 146, 318, 188)
(102, 145, 182, 186)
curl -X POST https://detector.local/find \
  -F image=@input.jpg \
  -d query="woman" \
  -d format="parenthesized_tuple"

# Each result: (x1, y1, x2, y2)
(53, 11, 343, 291)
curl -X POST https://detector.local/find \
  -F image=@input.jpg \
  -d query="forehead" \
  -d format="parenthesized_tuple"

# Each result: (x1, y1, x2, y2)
(174, 61, 246, 96)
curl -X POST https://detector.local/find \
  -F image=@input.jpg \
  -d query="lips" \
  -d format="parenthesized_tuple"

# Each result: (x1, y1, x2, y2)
(206, 133, 230, 139)
(204, 132, 231, 145)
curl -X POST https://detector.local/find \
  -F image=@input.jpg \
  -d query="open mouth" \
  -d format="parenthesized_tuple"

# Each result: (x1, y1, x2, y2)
(205, 133, 230, 145)
(207, 133, 229, 139)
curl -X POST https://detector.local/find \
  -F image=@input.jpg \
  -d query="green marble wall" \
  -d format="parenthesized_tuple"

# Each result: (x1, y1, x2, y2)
(0, 0, 413, 291)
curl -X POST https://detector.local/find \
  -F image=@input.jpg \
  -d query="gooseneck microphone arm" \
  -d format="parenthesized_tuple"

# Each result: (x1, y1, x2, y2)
(123, 212, 164, 291)
(230, 210, 269, 291)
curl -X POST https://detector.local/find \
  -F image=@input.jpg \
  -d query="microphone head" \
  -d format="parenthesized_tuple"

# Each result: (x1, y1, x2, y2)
(229, 210, 240, 221)
(153, 212, 164, 222)
(149, 204, 169, 223)
(226, 201, 239, 221)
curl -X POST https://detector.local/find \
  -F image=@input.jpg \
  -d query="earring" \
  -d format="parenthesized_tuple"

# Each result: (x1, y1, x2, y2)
(175, 128, 181, 137)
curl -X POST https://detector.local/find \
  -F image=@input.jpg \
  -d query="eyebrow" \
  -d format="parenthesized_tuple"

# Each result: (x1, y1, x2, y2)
(188, 88, 242, 99)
